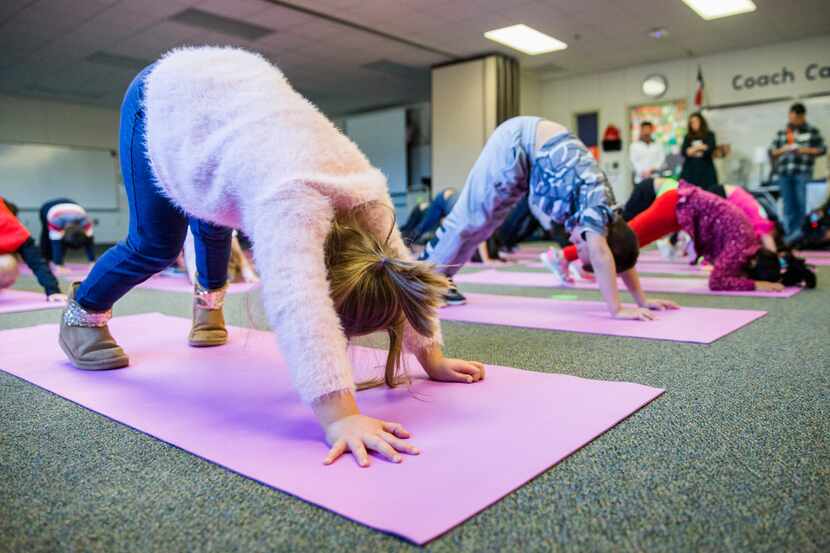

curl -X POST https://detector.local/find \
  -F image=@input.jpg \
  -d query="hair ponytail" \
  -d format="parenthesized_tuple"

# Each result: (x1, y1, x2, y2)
(325, 212, 448, 390)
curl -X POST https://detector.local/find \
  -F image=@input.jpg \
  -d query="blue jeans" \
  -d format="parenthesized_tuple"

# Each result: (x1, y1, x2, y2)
(76, 65, 232, 312)
(775, 172, 810, 243)
(410, 189, 458, 242)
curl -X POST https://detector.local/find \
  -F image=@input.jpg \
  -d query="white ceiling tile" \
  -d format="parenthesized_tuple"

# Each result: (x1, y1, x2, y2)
(195, 0, 268, 18)
(2, 0, 827, 115)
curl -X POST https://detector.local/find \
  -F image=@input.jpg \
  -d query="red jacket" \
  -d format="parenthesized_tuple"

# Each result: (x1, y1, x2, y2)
(0, 196, 30, 254)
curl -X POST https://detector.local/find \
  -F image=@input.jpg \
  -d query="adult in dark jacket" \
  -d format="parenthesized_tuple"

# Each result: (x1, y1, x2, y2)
(680, 112, 719, 193)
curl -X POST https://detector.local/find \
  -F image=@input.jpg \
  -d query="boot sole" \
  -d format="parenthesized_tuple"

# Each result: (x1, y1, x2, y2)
(188, 337, 228, 348)
(58, 336, 130, 371)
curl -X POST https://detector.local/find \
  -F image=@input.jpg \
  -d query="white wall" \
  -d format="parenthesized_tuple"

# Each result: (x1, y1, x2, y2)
(520, 70, 542, 116)
(539, 35, 830, 199)
(432, 57, 501, 195)
(0, 94, 127, 243)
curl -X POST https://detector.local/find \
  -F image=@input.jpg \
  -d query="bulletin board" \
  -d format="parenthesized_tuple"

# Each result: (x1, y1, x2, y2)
(628, 100, 689, 176)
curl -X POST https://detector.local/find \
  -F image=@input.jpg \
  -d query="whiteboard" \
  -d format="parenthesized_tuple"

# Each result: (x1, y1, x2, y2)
(704, 95, 830, 187)
(0, 143, 119, 210)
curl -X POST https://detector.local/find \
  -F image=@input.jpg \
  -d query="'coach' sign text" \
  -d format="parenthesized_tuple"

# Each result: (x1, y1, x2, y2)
(732, 63, 830, 91)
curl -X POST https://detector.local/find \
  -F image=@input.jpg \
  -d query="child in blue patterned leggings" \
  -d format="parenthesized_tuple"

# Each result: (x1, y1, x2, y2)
(420, 116, 677, 319)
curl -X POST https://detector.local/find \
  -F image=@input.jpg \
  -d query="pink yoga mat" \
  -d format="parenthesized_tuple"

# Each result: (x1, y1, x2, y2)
(454, 269, 802, 298)
(501, 250, 544, 261)
(0, 313, 663, 544)
(524, 261, 709, 276)
(440, 293, 765, 344)
(137, 274, 257, 295)
(796, 250, 830, 258)
(636, 251, 830, 268)
(0, 289, 65, 314)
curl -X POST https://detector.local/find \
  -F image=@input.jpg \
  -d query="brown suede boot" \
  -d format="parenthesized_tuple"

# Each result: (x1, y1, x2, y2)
(188, 282, 228, 347)
(59, 282, 129, 370)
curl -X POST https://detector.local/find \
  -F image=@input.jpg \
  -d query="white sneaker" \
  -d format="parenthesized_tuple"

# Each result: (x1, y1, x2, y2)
(656, 238, 675, 261)
(539, 248, 573, 286)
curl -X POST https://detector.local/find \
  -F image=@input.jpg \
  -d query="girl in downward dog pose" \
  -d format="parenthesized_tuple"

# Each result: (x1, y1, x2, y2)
(420, 116, 677, 319)
(59, 46, 484, 467)
(552, 180, 779, 275)
(557, 181, 783, 291)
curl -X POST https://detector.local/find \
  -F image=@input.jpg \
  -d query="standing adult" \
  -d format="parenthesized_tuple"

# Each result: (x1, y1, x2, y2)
(629, 121, 665, 184)
(768, 102, 826, 245)
(680, 112, 719, 193)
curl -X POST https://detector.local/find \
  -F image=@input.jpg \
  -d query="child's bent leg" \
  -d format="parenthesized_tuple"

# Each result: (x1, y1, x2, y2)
(420, 129, 529, 276)
(76, 66, 188, 313)
(628, 189, 681, 249)
(188, 218, 232, 290)
(187, 219, 232, 347)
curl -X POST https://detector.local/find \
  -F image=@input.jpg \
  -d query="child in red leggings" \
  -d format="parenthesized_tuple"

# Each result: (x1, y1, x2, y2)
(554, 182, 784, 291)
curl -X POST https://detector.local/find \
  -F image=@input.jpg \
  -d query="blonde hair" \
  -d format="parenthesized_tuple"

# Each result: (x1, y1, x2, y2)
(324, 213, 448, 390)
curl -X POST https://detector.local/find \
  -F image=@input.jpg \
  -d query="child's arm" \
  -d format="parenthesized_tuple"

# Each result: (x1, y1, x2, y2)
(415, 342, 486, 384)
(252, 188, 426, 467)
(620, 268, 679, 311)
(585, 232, 654, 320)
(357, 200, 485, 381)
(17, 238, 64, 300)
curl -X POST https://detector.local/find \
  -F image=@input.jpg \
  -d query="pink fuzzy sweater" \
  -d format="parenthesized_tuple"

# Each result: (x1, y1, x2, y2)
(144, 46, 441, 403)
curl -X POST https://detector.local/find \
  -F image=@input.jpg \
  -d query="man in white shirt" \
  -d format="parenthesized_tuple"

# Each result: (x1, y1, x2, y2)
(629, 121, 665, 184)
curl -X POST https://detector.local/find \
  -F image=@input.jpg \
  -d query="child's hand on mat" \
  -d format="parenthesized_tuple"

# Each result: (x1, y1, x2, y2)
(416, 344, 485, 384)
(426, 357, 486, 384)
(313, 391, 418, 468)
(643, 298, 679, 311)
(614, 306, 656, 321)
(755, 281, 784, 292)
(323, 415, 419, 468)
(47, 293, 67, 303)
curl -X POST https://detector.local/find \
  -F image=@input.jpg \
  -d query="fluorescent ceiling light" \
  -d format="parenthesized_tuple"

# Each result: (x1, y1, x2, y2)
(681, 0, 756, 20)
(484, 24, 567, 55)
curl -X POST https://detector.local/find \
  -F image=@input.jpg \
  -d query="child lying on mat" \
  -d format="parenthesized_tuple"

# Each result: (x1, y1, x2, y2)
(563, 181, 784, 292)
(553, 180, 780, 277)
(419, 116, 677, 319)
(0, 196, 65, 301)
(59, 46, 484, 468)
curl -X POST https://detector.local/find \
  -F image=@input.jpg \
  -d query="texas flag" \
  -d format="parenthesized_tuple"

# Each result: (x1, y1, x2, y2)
(694, 66, 704, 109)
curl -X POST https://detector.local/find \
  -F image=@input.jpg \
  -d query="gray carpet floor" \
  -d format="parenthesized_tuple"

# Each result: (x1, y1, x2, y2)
(1, 250, 828, 552)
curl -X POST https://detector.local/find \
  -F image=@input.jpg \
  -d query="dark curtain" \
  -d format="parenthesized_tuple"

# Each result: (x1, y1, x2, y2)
(495, 55, 520, 125)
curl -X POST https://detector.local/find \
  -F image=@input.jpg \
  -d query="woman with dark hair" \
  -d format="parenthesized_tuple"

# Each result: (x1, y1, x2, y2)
(680, 112, 719, 192)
